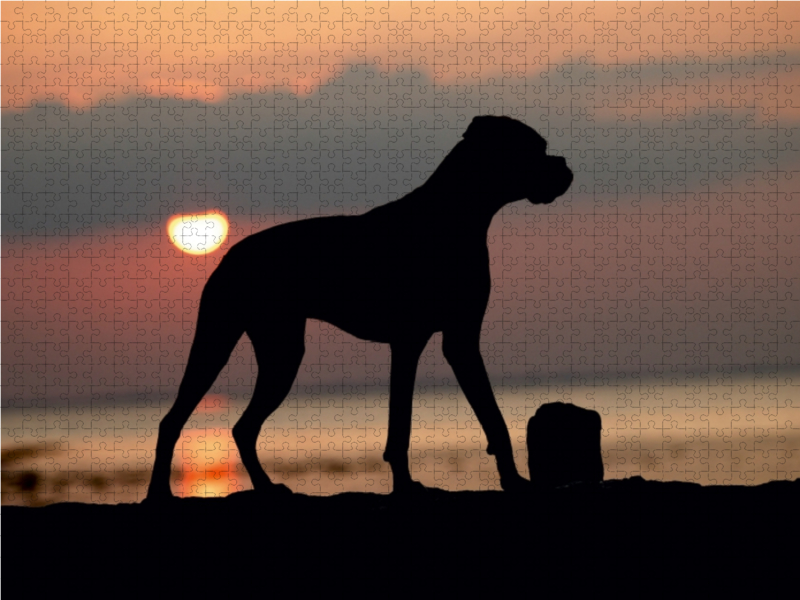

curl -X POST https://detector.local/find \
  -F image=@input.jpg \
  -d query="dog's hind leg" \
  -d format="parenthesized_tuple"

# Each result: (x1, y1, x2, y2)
(232, 319, 305, 494)
(147, 287, 245, 500)
(384, 335, 431, 493)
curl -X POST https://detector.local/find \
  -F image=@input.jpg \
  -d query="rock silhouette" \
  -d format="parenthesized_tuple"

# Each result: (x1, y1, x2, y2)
(528, 402, 604, 488)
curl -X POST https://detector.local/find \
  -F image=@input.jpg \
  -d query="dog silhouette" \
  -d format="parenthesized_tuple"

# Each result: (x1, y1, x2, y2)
(147, 116, 573, 499)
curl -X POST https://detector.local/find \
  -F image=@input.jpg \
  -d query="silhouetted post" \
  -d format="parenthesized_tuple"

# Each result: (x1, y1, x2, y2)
(527, 402, 604, 488)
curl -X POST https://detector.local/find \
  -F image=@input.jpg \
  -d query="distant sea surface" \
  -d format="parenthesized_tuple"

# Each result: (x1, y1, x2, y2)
(3, 379, 799, 506)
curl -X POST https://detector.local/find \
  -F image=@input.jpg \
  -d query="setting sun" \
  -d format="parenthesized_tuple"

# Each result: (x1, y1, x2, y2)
(167, 212, 229, 255)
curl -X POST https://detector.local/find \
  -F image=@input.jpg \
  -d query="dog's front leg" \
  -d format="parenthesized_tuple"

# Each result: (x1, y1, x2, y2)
(442, 331, 531, 493)
(384, 335, 431, 493)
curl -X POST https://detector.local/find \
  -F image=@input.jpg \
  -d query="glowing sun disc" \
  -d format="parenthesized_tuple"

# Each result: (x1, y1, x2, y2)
(167, 212, 229, 254)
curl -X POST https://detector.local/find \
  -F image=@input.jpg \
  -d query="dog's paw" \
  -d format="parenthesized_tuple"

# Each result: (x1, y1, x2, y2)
(141, 492, 179, 506)
(266, 483, 294, 496)
(391, 480, 428, 496)
(224, 485, 294, 507)
(249, 482, 294, 498)
(499, 474, 534, 494)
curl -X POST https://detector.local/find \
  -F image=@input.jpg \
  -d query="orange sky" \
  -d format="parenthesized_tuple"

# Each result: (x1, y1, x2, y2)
(3, 2, 799, 400)
(4, 1, 799, 108)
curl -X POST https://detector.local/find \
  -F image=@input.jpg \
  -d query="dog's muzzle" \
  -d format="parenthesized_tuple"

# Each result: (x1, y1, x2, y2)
(529, 156, 573, 204)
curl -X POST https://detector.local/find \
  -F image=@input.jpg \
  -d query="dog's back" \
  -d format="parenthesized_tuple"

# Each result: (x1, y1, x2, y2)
(212, 192, 490, 344)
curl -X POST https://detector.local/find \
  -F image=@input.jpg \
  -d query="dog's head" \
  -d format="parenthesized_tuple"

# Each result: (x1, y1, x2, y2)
(462, 116, 573, 205)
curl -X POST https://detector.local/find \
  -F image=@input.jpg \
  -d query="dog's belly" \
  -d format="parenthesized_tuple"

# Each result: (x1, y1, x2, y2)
(306, 288, 444, 344)
(312, 315, 416, 344)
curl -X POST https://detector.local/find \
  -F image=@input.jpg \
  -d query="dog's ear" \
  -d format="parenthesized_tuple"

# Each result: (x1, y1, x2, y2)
(463, 115, 547, 152)
(463, 115, 513, 140)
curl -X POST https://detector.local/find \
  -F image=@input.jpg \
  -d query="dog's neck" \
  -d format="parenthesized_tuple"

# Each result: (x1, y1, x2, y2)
(423, 139, 521, 213)
(418, 176, 521, 236)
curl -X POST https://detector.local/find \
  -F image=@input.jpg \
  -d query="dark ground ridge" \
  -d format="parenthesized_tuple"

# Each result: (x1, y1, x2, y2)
(5, 477, 798, 591)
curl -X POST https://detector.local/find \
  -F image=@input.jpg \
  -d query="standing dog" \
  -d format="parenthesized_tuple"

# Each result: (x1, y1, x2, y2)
(147, 116, 573, 499)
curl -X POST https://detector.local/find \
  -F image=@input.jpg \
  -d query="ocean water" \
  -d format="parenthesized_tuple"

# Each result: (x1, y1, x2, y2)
(3, 379, 799, 506)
